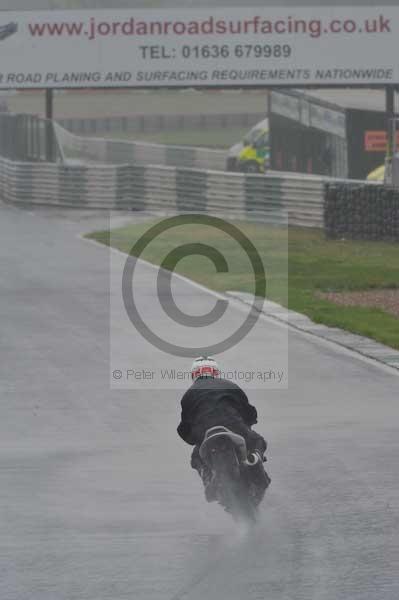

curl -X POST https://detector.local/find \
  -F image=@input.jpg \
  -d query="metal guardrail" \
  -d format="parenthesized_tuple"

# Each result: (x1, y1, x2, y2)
(58, 112, 265, 136)
(54, 122, 227, 171)
(0, 155, 327, 228)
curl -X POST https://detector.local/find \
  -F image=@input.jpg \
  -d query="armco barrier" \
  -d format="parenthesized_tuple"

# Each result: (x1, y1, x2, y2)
(325, 182, 399, 241)
(57, 112, 265, 136)
(0, 154, 326, 228)
(54, 123, 227, 171)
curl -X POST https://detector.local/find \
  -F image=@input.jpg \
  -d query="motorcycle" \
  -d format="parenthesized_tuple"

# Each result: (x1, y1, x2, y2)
(199, 426, 270, 523)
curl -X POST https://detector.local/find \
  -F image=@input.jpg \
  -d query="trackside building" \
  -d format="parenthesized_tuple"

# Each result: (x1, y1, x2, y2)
(269, 89, 398, 180)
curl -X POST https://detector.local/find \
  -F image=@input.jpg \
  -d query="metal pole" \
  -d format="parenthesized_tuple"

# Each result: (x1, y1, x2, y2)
(386, 85, 394, 153)
(45, 88, 53, 120)
(45, 88, 54, 161)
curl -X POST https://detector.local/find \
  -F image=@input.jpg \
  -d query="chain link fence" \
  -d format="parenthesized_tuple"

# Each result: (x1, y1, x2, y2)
(325, 182, 399, 241)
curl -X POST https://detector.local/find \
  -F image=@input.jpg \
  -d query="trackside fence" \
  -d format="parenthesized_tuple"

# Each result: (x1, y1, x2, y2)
(58, 111, 266, 137)
(0, 113, 61, 162)
(0, 155, 327, 227)
(1, 114, 389, 236)
(325, 183, 399, 241)
(54, 123, 227, 171)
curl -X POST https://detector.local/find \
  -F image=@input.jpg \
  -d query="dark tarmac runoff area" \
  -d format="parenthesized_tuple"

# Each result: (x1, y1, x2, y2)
(1, 202, 399, 600)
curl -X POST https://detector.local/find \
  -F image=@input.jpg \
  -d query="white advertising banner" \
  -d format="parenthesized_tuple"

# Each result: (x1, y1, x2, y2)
(0, 7, 398, 89)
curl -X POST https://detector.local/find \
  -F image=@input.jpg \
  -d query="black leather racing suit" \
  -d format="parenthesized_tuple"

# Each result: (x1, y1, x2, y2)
(177, 377, 267, 472)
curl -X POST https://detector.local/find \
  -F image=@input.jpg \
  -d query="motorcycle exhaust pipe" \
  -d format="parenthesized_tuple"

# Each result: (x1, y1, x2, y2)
(243, 452, 260, 466)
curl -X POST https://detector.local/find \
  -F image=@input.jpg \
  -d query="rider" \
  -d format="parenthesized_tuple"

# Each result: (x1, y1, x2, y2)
(177, 356, 269, 502)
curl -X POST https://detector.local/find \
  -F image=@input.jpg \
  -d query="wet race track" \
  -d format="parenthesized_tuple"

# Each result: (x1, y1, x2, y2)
(1, 202, 399, 600)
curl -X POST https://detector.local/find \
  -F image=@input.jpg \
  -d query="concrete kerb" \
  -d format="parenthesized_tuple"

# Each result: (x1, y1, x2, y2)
(227, 291, 399, 373)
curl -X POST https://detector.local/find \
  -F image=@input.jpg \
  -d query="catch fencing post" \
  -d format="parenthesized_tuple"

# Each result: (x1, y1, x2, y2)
(45, 88, 54, 162)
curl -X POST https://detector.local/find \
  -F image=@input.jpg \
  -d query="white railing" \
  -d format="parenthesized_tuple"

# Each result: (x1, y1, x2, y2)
(54, 123, 227, 171)
(0, 155, 328, 227)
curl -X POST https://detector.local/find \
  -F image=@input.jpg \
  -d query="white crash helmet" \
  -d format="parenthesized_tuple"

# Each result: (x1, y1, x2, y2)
(191, 356, 220, 381)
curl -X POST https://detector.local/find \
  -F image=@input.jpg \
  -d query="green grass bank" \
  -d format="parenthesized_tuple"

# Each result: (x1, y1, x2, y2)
(88, 221, 399, 350)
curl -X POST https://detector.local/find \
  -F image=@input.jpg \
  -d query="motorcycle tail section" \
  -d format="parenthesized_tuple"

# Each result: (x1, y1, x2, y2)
(199, 426, 270, 523)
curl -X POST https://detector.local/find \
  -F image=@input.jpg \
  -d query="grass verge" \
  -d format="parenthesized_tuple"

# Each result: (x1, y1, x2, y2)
(88, 221, 399, 351)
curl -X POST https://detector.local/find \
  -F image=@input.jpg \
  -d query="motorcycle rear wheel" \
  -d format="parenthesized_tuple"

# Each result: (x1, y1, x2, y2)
(210, 441, 258, 524)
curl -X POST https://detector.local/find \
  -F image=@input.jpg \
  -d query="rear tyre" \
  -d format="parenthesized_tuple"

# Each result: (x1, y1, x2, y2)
(210, 442, 257, 523)
(233, 478, 258, 524)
